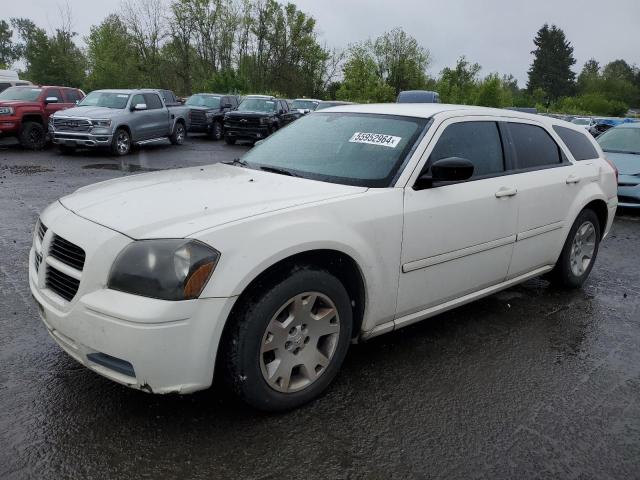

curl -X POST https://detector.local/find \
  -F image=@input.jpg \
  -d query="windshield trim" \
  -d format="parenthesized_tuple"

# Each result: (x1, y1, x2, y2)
(243, 112, 432, 188)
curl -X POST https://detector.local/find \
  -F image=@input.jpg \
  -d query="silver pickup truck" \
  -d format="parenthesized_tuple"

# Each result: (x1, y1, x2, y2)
(49, 89, 190, 155)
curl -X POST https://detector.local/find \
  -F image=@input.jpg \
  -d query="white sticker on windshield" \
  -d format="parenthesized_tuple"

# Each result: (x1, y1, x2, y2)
(349, 132, 402, 148)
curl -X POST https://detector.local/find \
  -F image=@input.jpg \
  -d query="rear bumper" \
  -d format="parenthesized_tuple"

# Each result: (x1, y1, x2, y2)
(51, 131, 113, 148)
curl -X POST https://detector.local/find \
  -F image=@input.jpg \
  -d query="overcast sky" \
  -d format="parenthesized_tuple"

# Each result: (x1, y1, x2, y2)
(4, 0, 639, 86)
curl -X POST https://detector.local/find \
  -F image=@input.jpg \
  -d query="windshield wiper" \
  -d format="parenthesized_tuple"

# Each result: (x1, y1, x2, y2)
(603, 149, 640, 155)
(258, 166, 299, 177)
(222, 158, 250, 167)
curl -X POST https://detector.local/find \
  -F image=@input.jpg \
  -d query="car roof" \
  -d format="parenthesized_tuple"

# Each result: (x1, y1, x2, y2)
(613, 122, 640, 129)
(326, 103, 581, 126)
(293, 98, 321, 102)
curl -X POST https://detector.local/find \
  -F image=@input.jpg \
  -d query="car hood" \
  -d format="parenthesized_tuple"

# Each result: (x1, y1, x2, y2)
(226, 111, 271, 118)
(60, 163, 367, 239)
(53, 106, 121, 118)
(605, 151, 640, 176)
(0, 100, 39, 108)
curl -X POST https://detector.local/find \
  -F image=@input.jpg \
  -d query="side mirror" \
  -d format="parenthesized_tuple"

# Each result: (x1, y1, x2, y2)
(223, 103, 233, 109)
(278, 109, 285, 115)
(75, 100, 80, 105)
(45, 97, 59, 104)
(415, 157, 474, 190)
(132, 103, 147, 111)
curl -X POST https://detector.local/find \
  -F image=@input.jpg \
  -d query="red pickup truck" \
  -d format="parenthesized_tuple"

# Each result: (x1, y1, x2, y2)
(0, 85, 85, 149)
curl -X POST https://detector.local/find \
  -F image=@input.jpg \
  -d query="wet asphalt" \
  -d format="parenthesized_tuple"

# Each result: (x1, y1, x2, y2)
(1, 136, 639, 479)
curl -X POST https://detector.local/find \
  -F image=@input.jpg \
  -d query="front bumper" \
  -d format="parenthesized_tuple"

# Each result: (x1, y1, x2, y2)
(30, 203, 237, 394)
(0, 116, 20, 135)
(617, 176, 640, 208)
(50, 130, 113, 148)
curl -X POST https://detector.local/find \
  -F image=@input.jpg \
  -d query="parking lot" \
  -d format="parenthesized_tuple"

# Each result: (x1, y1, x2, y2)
(1, 136, 639, 479)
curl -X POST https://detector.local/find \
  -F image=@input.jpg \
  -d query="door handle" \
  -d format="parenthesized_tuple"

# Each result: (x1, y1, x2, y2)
(566, 175, 581, 184)
(495, 187, 518, 198)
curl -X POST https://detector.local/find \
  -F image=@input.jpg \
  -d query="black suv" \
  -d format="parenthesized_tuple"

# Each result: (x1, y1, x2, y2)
(223, 95, 296, 145)
(186, 94, 240, 140)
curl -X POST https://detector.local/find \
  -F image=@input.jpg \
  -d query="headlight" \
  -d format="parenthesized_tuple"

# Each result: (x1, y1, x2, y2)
(259, 117, 269, 125)
(0, 107, 14, 115)
(205, 112, 215, 120)
(108, 239, 220, 301)
(92, 119, 111, 128)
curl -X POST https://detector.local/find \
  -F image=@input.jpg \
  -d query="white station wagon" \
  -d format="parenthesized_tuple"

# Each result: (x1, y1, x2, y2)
(30, 104, 618, 411)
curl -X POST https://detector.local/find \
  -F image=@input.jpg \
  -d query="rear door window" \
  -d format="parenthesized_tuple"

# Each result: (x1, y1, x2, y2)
(0, 83, 10, 92)
(508, 123, 562, 169)
(45, 89, 63, 103)
(143, 93, 163, 110)
(429, 121, 505, 177)
(552, 125, 599, 160)
(63, 89, 82, 104)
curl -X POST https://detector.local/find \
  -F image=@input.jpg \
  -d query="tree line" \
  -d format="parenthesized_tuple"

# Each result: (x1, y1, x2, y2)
(1, 2, 639, 116)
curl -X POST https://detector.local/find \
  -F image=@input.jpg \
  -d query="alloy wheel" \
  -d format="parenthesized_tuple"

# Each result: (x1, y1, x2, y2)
(569, 221, 596, 277)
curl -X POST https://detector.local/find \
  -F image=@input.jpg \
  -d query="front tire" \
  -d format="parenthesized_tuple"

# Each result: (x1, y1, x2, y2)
(170, 122, 186, 145)
(210, 121, 223, 141)
(19, 121, 47, 150)
(111, 128, 131, 156)
(222, 267, 352, 411)
(550, 208, 601, 288)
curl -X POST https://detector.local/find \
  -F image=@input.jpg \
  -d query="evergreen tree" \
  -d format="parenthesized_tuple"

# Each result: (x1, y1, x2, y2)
(526, 24, 576, 104)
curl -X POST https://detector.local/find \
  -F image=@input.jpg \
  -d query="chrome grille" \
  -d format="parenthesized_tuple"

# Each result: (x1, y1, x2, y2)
(49, 235, 86, 271)
(226, 117, 261, 127)
(53, 118, 92, 132)
(45, 267, 80, 302)
(34, 252, 42, 272)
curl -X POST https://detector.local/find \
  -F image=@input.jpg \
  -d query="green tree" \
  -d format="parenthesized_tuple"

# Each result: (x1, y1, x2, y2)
(372, 27, 430, 95)
(436, 56, 481, 104)
(85, 15, 142, 91)
(336, 43, 394, 103)
(0, 20, 20, 69)
(527, 24, 576, 104)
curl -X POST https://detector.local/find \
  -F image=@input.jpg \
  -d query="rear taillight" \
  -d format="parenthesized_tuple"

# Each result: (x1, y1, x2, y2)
(604, 156, 618, 181)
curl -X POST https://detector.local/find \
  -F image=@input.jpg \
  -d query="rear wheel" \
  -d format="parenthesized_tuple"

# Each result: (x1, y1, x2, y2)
(222, 267, 352, 411)
(19, 121, 47, 150)
(111, 128, 131, 156)
(170, 122, 186, 145)
(224, 135, 236, 145)
(550, 208, 601, 288)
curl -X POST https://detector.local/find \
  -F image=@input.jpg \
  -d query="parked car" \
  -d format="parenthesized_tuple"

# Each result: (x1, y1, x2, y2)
(289, 98, 322, 119)
(315, 101, 355, 111)
(571, 117, 595, 129)
(596, 122, 640, 207)
(30, 104, 617, 411)
(156, 89, 184, 107)
(0, 85, 84, 150)
(186, 93, 240, 140)
(49, 89, 190, 155)
(223, 95, 296, 144)
(0, 69, 32, 93)
(397, 90, 440, 103)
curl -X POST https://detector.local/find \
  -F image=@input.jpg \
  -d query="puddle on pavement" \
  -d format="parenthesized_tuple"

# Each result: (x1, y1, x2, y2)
(1, 165, 53, 175)
(82, 163, 160, 172)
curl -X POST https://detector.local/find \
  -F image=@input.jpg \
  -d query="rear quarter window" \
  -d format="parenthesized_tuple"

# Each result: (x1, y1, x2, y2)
(552, 125, 599, 160)
(508, 123, 562, 169)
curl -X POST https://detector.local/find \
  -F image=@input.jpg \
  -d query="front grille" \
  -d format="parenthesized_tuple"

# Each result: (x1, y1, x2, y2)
(618, 195, 640, 205)
(37, 220, 47, 242)
(45, 267, 80, 301)
(53, 118, 92, 132)
(49, 235, 86, 271)
(34, 252, 42, 272)
(226, 117, 261, 127)
(189, 110, 207, 126)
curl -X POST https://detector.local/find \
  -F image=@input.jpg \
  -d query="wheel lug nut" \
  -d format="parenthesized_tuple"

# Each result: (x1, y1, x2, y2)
(285, 341, 291, 349)
(304, 336, 310, 344)
(289, 327, 296, 335)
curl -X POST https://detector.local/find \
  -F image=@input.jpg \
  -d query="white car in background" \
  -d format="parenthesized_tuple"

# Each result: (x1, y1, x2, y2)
(571, 117, 596, 130)
(30, 104, 618, 411)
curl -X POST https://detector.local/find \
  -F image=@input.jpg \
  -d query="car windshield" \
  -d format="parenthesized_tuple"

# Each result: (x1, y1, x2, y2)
(186, 95, 220, 109)
(79, 91, 130, 109)
(238, 98, 276, 113)
(239, 112, 429, 187)
(0, 87, 42, 101)
(597, 127, 640, 155)
(572, 118, 590, 126)
(291, 100, 318, 111)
